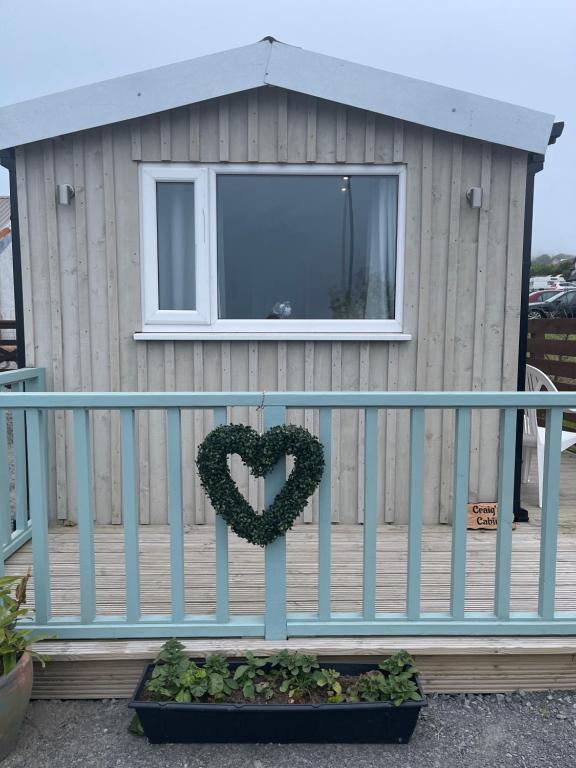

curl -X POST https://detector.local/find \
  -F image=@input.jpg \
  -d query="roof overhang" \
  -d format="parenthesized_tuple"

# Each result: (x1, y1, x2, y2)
(0, 38, 556, 154)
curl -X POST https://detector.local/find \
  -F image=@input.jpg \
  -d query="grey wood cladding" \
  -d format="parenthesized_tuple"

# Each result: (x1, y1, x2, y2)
(15, 86, 527, 525)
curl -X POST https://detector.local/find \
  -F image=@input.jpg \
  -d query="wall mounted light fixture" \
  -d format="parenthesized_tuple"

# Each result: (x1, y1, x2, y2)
(56, 184, 75, 205)
(466, 186, 483, 209)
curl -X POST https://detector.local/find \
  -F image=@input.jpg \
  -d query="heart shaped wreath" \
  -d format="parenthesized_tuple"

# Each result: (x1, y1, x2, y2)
(196, 423, 325, 546)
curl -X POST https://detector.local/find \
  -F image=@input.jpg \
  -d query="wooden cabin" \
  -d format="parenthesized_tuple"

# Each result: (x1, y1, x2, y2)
(3, 40, 575, 697)
(0, 38, 558, 527)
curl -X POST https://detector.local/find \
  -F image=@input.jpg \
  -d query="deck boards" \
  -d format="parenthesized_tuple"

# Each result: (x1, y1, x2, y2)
(6, 525, 576, 617)
(5, 451, 576, 619)
(522, 449, 576, 534)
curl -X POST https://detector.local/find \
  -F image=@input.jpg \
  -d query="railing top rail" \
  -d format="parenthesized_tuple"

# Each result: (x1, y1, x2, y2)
(1, 390, 576, 409)
(0, 367, 44, 387)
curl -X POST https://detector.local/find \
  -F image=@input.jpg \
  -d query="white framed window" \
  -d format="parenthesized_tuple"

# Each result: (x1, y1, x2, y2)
(137, 163, 408, 340)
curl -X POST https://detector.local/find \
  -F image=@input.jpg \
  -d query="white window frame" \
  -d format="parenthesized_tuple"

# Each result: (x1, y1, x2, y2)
(138, 163, 409, 341)
(140, 165, 210, 326)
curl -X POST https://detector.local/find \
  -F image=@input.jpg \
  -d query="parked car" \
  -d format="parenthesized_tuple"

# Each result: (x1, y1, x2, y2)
(527, 289, 576, 319)
(529, 289, 565, 303)
(529, 276, 573, 291)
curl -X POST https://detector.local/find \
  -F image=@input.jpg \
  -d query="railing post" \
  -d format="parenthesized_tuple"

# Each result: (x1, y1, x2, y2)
(362, 407, 378, 621)
(213, 406, 230, 624)
(318, 407, 332, 622)
(450, 407, 471, 619)
(495, 407, 516, 620)
(26, 407, 51, 625)
(121, 409, 140, 624)
(74, 409, 96, 624)
(167, 408, 185, 622)
(538, 408, 562, 619)
(12, 382, 28, 534)
(264, 404, 287, 640)
(407, 408, 425, 620)
(26, 369, 48, 521)
(0, 407, 10, 575)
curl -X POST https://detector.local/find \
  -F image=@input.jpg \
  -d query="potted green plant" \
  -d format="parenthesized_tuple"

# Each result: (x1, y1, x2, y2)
(0, 573, 47, 761)
(129, 641, 425, 744)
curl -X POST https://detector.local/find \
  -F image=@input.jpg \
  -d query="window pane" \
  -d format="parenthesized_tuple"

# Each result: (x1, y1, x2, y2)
(217, 175, 398, 320)
(554, 293, 572, 306)
(157, 182, 196, 310)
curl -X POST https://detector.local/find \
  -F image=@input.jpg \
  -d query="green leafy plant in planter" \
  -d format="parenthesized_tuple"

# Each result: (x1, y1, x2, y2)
(1, 573, 48, 675)
(138, 643, 418, 707)
(346, 652, 423, 707)
(269, 649, 343, 703)
(0, 573, 50, 761)
(130, 643, 426, 743)
(233, 652, 272, 701)
(145, 640, 238, 703)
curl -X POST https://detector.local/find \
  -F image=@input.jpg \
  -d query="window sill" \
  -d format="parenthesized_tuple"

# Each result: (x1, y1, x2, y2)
(134, 332, 413, 342)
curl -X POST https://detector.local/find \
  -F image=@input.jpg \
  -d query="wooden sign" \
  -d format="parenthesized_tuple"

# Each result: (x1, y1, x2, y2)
(467, 502, 516, 531)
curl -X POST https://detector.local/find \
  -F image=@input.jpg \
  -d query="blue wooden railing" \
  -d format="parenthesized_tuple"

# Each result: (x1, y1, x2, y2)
(1, 367, 576, 639)
(0, 368, 45, 572)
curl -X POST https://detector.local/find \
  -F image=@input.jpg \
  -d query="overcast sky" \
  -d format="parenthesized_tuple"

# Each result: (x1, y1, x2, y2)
(0, 0, 574, 255)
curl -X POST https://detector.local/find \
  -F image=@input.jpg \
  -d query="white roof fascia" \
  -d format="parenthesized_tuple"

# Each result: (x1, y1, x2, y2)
(265, 44, 555, 155)
(0, 39, 555, 154)
(0, 42, 270, 150)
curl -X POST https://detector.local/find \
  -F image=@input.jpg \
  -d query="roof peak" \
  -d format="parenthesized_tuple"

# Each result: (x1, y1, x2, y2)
(0, 39, 555, 154)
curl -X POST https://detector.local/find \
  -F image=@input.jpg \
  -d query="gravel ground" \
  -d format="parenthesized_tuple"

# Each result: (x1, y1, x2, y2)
(4, 691, 576, 768)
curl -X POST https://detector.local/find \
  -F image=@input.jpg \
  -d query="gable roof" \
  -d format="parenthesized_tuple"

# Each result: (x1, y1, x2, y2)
(0, 38, 555, 154)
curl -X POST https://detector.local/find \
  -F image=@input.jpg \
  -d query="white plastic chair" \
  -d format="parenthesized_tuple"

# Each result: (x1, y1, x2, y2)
(522, 364, 576, 507)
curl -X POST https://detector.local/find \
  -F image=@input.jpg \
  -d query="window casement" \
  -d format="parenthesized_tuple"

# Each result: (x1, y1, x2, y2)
(137, 163, 408, 341)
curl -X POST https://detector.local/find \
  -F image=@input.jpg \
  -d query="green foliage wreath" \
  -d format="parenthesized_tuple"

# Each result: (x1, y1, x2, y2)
(196, 423, 324, 546)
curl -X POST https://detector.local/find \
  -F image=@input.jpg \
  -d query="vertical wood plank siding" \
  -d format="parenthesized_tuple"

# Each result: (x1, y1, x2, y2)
(16, 87, 527, 525)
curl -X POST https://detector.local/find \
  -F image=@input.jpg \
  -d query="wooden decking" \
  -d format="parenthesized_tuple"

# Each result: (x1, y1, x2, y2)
(6, 521, 576, 618)
(5, 451, 576, 696)
(522, 449, 576, 530)
(6, 452, 576, 616)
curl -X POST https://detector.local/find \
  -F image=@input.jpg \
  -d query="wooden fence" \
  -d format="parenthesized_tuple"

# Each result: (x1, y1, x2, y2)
(0, 320, 18, 367)
(527, 318, 576, 432)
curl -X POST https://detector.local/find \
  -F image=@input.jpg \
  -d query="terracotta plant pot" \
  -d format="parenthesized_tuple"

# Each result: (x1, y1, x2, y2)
(0, 652, 33, 762)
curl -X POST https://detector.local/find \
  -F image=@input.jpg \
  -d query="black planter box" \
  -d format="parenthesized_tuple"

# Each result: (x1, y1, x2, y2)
(129, 661, 426, 744)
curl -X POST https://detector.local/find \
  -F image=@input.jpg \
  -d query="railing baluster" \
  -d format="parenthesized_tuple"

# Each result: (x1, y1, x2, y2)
(264, 405, 287, 640)
(167, 407, 185, 622)
(363, 407, 378, 621)
(318, 407, 332, 622)
(0, 407, 9, 575)
(407, 408, 425, 620)
(27, 408, 51, 624)
(495, 407, 517, 619)
(13, 382, 28, 533)
(213, 406, 229, 624)
(450, 407, 471, 619)
(0, 408, 10, 558)
(74, 409, 96, 624)
(538, 408, 563, 620)
(120, 409, 140, 624)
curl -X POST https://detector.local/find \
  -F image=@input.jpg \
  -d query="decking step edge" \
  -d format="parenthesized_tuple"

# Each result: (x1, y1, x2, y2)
(32, 636, 576, 661)
(29, 637, 576, 697)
